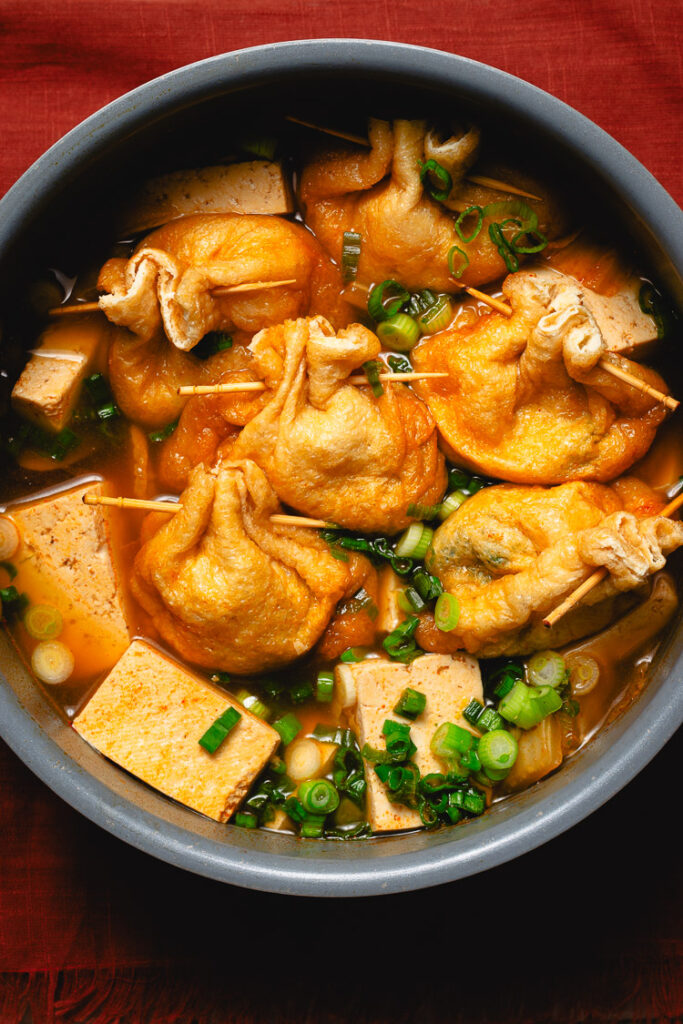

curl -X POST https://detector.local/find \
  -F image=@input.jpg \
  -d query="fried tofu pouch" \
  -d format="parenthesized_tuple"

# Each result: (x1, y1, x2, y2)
(299, 118, 567, 291)
(229, 315, 447, 533)
(98, 212, 354, 351)
(413, 269, 671, 483)
(417, 478, 683, 658)
(132, 459, 369, 674)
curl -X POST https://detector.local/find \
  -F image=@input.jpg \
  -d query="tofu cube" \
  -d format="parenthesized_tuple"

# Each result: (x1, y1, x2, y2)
(584, 281, 658, 356)
(11, 320, 105, 432)
(74, 639, 279, 822)
(10, 481, 131, 677)
(122, 161, 294, 234)
(338, 654, 483, 832)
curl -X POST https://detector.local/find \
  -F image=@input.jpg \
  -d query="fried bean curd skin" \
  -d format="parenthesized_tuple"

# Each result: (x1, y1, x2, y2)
(98, 213, 354, 351)
(230, 316, 447, 533)
(417, 478, 683, 658)
(299, 119, 567, 291)
(132, 460, 367, 675)
(413, 269, 671, 483)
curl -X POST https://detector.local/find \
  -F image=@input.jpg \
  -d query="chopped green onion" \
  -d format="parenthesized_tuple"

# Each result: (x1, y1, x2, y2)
(299, 778, 340, 815)
(85, 373, 110, 405)
(509, 229, 548, 254)
(412, 569, 443, 602)
(489, 222, 519, 272)
(417, 294, 453, 335)
(23, 604, 63, 641)
(438, 491, 468, 521)
(490, 661, 524, 699)
(340, 647, 367, 663)
(272, 712, 302, 745)
(0, 585, 29, 618)
(455, 206, 484, 243)
(419, 159, 453, 202)
(498, 680, 562, 730)
(638, 283, 667, 339)
(566, 654, 600, 696)
(31, 639, 74, 686)
(199, 705, 241, 753)
(431, 721, 475, 761)
(316, 670, 334, 703)
(234, 811, 258, 829)
(406, 502, 441, 520)
(239, 135, 278, 160)
(269, 755, 287, 775)
(478, 729, 518, 773)
(395, 523, 433, 559)
(463, 699, 485, 728)
(148, 419, 179, 443)
(283, 796, 307, 823)
(448, 245, 469, 280)
(527, 650, 568, 689)
(447, 467, 471, 491)
(341, 231, 362, 283)
(193, 331, 233, 360)
(289, 679, 314, 704)
(0, 560, 17, 580)
(300, 815, 326, 838)
(477, 707, 505, 732)
(387, 354, 412, 375)
(362, 359, 384, 398)
(377, 312, 421, 352)
(434, 592, 460, 632)
(393, 686, 427, 720)
(367, 279, 410, 322)
(383, 616, 421, 663)
(235, 688, 270, 720)
(398, 586, 426, 614)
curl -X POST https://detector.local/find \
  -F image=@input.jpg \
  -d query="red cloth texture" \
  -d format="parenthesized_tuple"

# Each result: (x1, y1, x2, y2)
(0, 2, 681, 1022)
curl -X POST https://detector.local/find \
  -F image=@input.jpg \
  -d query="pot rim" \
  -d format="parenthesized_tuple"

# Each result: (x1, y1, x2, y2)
(1, 39, 682, 896)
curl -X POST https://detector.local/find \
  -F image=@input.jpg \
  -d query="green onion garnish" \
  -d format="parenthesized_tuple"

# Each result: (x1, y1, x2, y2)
(489, 222, 519, 273)
(193, 331, 233, 360)
(289, 679, 314, 704)
(0, 561, 17, 580)
(431, 721, 475, 761)
(23, 604, 63, 641)
(377, 312, 421, 352)
(0, 585, 29, 619)
(239, 135, 278, 160)
(438, 491, 468, 521)
(418, 159, 453, 202)
(526, 650, 568, 690)
(362, 359, 384, 398)
(490, 661, 524, 699)
(199, 705, 241, 754)
(417, 294, 453, 335)
(341, 231, 362, 283)
(455, 206, 484, 243)
(367, 279, 410, 322)
(298, 778, 340, 815)
(394, 523, 433, 559)
(393, 686, 427, 720)
(412, 568, 443, 602)
(477, 729, 518, 774)
(498, 680, 562, 730)
(340, 647, 367, 663)
(235, 688, 270, 720)
(463, 698, 485, 728)
(448, 245, 469, 280)
(316, 670, 334, 703)
(272, 712, 302, 745)
(638, 283, 668, 339)
(434, 592, 460, 632)
(234, 811, 259, 829)
(387, 353, 412, 375)
(148, 419, 179, 443)
(397, 586, 426, 614)
(382, 617, 421, 663)
(300, 815, 326, 839)
(406, 501, 441, 520)
(477, 707, 505, 732)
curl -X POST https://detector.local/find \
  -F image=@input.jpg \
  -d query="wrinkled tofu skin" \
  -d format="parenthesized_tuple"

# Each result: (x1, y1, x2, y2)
(418, 479, 683, 658)
(131, 459, 366, 674)
(299, 119, 566, 291)
(230, 316, 447, 533)
(413, 270, 671, 483)
(98, 213, 354, 351)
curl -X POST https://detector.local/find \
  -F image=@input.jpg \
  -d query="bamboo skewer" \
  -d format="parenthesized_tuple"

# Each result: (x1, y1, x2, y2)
(83, 493, 332, 528)
(465, 175, 543, 202)
(285, 116, 370, 147)
(176, 372, 449, 396)
(542, 490, 683, 629)
(466, 288, 679, 411)
(49, 279, 299, 317)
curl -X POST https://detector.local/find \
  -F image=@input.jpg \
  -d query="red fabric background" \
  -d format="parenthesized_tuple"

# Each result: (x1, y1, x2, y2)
(0, 3, 682, 1022)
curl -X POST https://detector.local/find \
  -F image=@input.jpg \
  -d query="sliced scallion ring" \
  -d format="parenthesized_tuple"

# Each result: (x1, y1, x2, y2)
(419, 159, 453, 202)
(235, 688, 270, 720)
(417, 295, 453, 335)
(526, 650, 567, 689)
(316, 670, 334, 703)
(477, 729, 518, 773)
(566, 653, 600, 695)
(489, 222, 519, 272)
(438, 491, 469, 521)
(376, 312, 421, 351)
(367, 279, 410, 322)
(31, 640, 74, 686)
(23, 604, 63, 641)
(447, 244, 469, 280)
(394, 523, 433, 559)
(434, 592, 460, 632)
(299, 778, 340, 815)
(455, 206, 484, 243)
(341, 230, 362, 282)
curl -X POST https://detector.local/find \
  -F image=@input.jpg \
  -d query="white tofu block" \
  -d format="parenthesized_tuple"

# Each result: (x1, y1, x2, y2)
(11, 320, 105, 433)
(74, 639, 279, 822)
(122, 161, 294, 234)
(583, 280, 658, 356)
(10, 481, 131, 677)
(343, 654, 483, 832)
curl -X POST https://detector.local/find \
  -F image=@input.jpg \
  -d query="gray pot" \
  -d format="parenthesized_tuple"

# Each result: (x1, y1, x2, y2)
(1, 39, 681, 896)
